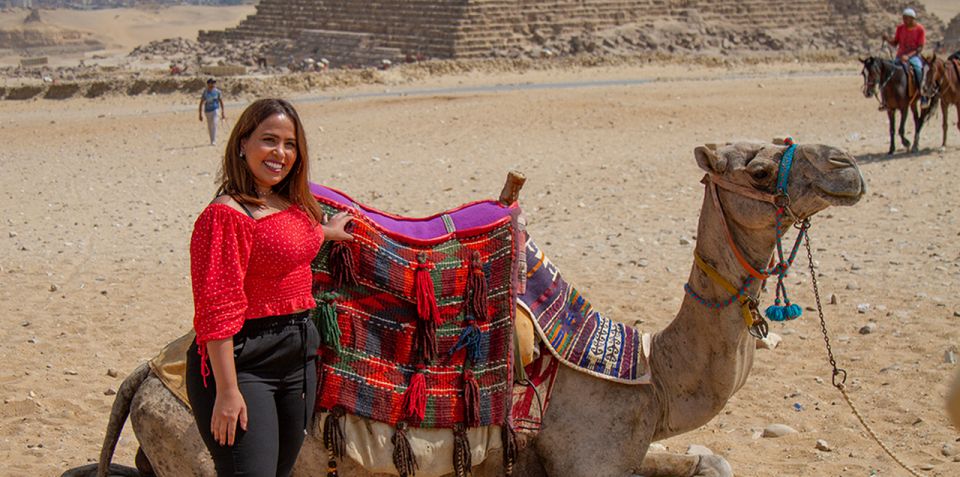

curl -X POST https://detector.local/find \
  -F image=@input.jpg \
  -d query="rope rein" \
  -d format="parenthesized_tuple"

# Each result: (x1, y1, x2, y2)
(805, 234, 923, 477)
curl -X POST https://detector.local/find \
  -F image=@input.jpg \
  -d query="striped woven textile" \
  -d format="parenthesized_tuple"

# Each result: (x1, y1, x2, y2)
(311, 187, 522, 429)
(519, 235, 652, 385)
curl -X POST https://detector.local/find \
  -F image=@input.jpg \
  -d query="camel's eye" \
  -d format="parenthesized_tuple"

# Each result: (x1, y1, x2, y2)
(751, 168, 771, 181)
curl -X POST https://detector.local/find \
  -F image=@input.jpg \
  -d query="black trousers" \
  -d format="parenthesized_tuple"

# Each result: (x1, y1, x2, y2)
(186, 312, 320, 477)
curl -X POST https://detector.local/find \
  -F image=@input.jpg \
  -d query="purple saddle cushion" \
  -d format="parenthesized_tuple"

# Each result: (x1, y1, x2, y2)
(310, 182, 516, 241)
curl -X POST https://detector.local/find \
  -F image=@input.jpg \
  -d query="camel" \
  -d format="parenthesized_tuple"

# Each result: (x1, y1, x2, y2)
(77, 141, 864, 477)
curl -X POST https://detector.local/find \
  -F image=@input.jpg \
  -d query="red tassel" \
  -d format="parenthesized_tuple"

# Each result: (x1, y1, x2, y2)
(329, 241, 357, 288)
(414, 254, 439, 361)
(466, 251, 488, 322)
(403, 367, 427, 423)
(463, 369, 480, 428)
(415, 254, 440, 324)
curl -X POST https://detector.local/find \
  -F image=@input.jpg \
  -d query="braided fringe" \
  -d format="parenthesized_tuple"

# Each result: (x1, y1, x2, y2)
(466, 252, 488, 322)
(453, 423, 472, 477)
(462, 369, 480, 428)
(329, 241, 357, 288)
(392, 423, 418, 477)
(323, 407, 345, 460)
(501, 424, 517, 477)
(325, 449, 339, 477)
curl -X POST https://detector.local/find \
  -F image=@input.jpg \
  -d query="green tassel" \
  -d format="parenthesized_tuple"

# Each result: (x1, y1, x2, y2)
(315, 292, 342, 353)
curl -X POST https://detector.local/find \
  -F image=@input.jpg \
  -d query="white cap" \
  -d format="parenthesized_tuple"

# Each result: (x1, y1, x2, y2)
(902, 8, 917, 18)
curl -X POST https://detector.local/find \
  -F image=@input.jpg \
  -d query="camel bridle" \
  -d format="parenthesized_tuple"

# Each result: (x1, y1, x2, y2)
(685, 141, 810, 339)
(692, 142, 926, 477)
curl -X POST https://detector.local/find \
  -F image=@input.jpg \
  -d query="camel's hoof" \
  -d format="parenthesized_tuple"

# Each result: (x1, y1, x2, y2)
(60, 463, 141, 477)
(694, 455, 734, 477)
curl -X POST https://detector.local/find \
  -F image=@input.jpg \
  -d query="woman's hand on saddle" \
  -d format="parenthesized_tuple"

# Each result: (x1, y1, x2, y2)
(323, 211, 354, 241)
(211, 386, 248, 446)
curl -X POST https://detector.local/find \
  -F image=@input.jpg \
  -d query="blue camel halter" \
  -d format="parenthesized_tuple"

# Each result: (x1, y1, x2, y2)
(686, 139, 810, 338)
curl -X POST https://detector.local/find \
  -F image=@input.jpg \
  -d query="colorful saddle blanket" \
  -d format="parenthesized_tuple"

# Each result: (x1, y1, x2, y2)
(519, 235, 652, 384)
(309, 183, 522, 429)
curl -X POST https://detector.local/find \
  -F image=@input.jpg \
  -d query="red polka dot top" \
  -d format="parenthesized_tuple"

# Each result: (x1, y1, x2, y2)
(190, 202, 323, 383)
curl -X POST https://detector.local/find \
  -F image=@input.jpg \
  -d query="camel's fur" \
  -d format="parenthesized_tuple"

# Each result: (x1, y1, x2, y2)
(81, 142, 863, 477)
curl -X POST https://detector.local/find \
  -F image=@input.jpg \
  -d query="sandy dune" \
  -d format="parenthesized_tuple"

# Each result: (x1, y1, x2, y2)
(0, 61, 958, 476)
(923, 0, 960, 25)
(0, 5, 255, 67)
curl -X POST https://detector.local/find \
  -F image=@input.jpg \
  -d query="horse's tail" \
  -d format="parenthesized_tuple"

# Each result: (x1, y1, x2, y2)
(96, 362, 151, 477)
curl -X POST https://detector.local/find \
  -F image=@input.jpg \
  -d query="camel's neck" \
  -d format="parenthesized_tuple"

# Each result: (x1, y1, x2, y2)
(650, 188, 777, 440)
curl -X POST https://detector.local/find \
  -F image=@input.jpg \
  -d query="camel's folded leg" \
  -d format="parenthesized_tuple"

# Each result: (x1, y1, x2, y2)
(637, 452, 733, 477)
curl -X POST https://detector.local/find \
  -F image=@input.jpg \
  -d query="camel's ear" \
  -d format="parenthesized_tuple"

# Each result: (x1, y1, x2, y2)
(695, 145, 726, 174)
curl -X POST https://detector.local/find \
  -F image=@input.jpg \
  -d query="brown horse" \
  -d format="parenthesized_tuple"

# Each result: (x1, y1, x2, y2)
(860, 56, 925, 154)
(921, 53, 960, 149)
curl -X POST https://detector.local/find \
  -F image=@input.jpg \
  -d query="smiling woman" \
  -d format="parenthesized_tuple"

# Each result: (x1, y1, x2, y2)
(185, 98, 354, 477)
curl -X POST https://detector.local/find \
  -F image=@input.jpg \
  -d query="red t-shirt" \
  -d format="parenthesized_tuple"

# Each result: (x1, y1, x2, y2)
(894, 23, 926, 58)
(190, 202, 323, 382)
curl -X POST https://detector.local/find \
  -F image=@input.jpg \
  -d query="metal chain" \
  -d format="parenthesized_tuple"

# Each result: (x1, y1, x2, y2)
(805, 234, 924, 477)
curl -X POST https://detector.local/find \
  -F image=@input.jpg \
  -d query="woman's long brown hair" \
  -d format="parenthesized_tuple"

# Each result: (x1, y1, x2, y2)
(217, 98, 323, 223)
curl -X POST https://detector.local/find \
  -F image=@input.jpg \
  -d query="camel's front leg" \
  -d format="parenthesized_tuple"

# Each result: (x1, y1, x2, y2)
(637, 452, 733, 477)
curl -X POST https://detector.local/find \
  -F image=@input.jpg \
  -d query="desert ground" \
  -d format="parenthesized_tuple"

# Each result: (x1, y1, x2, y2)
(1, 3, 960, 477)
(0, 5, 256, 68)
(0, 61, 958, 477)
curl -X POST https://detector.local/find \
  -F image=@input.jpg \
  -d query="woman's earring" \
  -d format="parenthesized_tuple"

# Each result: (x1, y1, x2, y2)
(239, 149, 245, 158)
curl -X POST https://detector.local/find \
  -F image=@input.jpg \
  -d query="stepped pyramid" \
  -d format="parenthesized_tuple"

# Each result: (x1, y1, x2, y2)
(198, 0, 944, 67)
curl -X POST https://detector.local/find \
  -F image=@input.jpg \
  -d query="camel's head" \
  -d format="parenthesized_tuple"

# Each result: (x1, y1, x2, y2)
(694, 141, 865, 230)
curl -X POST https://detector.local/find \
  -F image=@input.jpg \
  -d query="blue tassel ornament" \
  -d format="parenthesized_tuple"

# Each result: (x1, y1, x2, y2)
(450, 320, 482, 363)
(765, 304, 786, 322)
(785, 303, 803, 319)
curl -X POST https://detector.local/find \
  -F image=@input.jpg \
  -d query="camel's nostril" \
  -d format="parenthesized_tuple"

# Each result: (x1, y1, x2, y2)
(829, 156, 853, 168)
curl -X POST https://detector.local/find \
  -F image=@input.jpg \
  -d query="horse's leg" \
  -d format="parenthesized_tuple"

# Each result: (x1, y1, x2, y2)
(954, 102, 960, 147)
(887, 108, 897, 155)
(943, 101, 950, 148)
(910, 101, 921, 153)
(899, 106, 911, 150)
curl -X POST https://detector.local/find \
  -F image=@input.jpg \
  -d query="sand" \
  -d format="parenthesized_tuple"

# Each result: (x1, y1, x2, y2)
(922, 0, 960, 25)
(0, 3, 959, 477)
(0, 62, 958, 477)
(0, 5, 255, 67)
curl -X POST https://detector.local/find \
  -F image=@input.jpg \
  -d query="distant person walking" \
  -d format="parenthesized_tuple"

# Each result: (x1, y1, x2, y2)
(199, 78, 225, 145)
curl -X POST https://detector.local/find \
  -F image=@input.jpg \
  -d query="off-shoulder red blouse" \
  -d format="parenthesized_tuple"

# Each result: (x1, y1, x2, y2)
(190, 202, 323, 382)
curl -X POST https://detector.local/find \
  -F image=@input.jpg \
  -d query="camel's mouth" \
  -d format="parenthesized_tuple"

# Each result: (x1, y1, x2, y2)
(814, 170, 866, 207)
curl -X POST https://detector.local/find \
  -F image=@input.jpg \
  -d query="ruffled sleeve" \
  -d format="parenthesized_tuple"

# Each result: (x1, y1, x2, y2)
(190, 204, 254, 383)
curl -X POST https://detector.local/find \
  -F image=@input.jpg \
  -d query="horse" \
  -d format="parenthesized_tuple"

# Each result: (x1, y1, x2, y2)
(921, 53, 960, 149)
(860, 56, 926, 154)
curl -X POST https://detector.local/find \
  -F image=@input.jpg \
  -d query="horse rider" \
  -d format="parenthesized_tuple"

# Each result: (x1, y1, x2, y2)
(882, 7, 927, 105)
